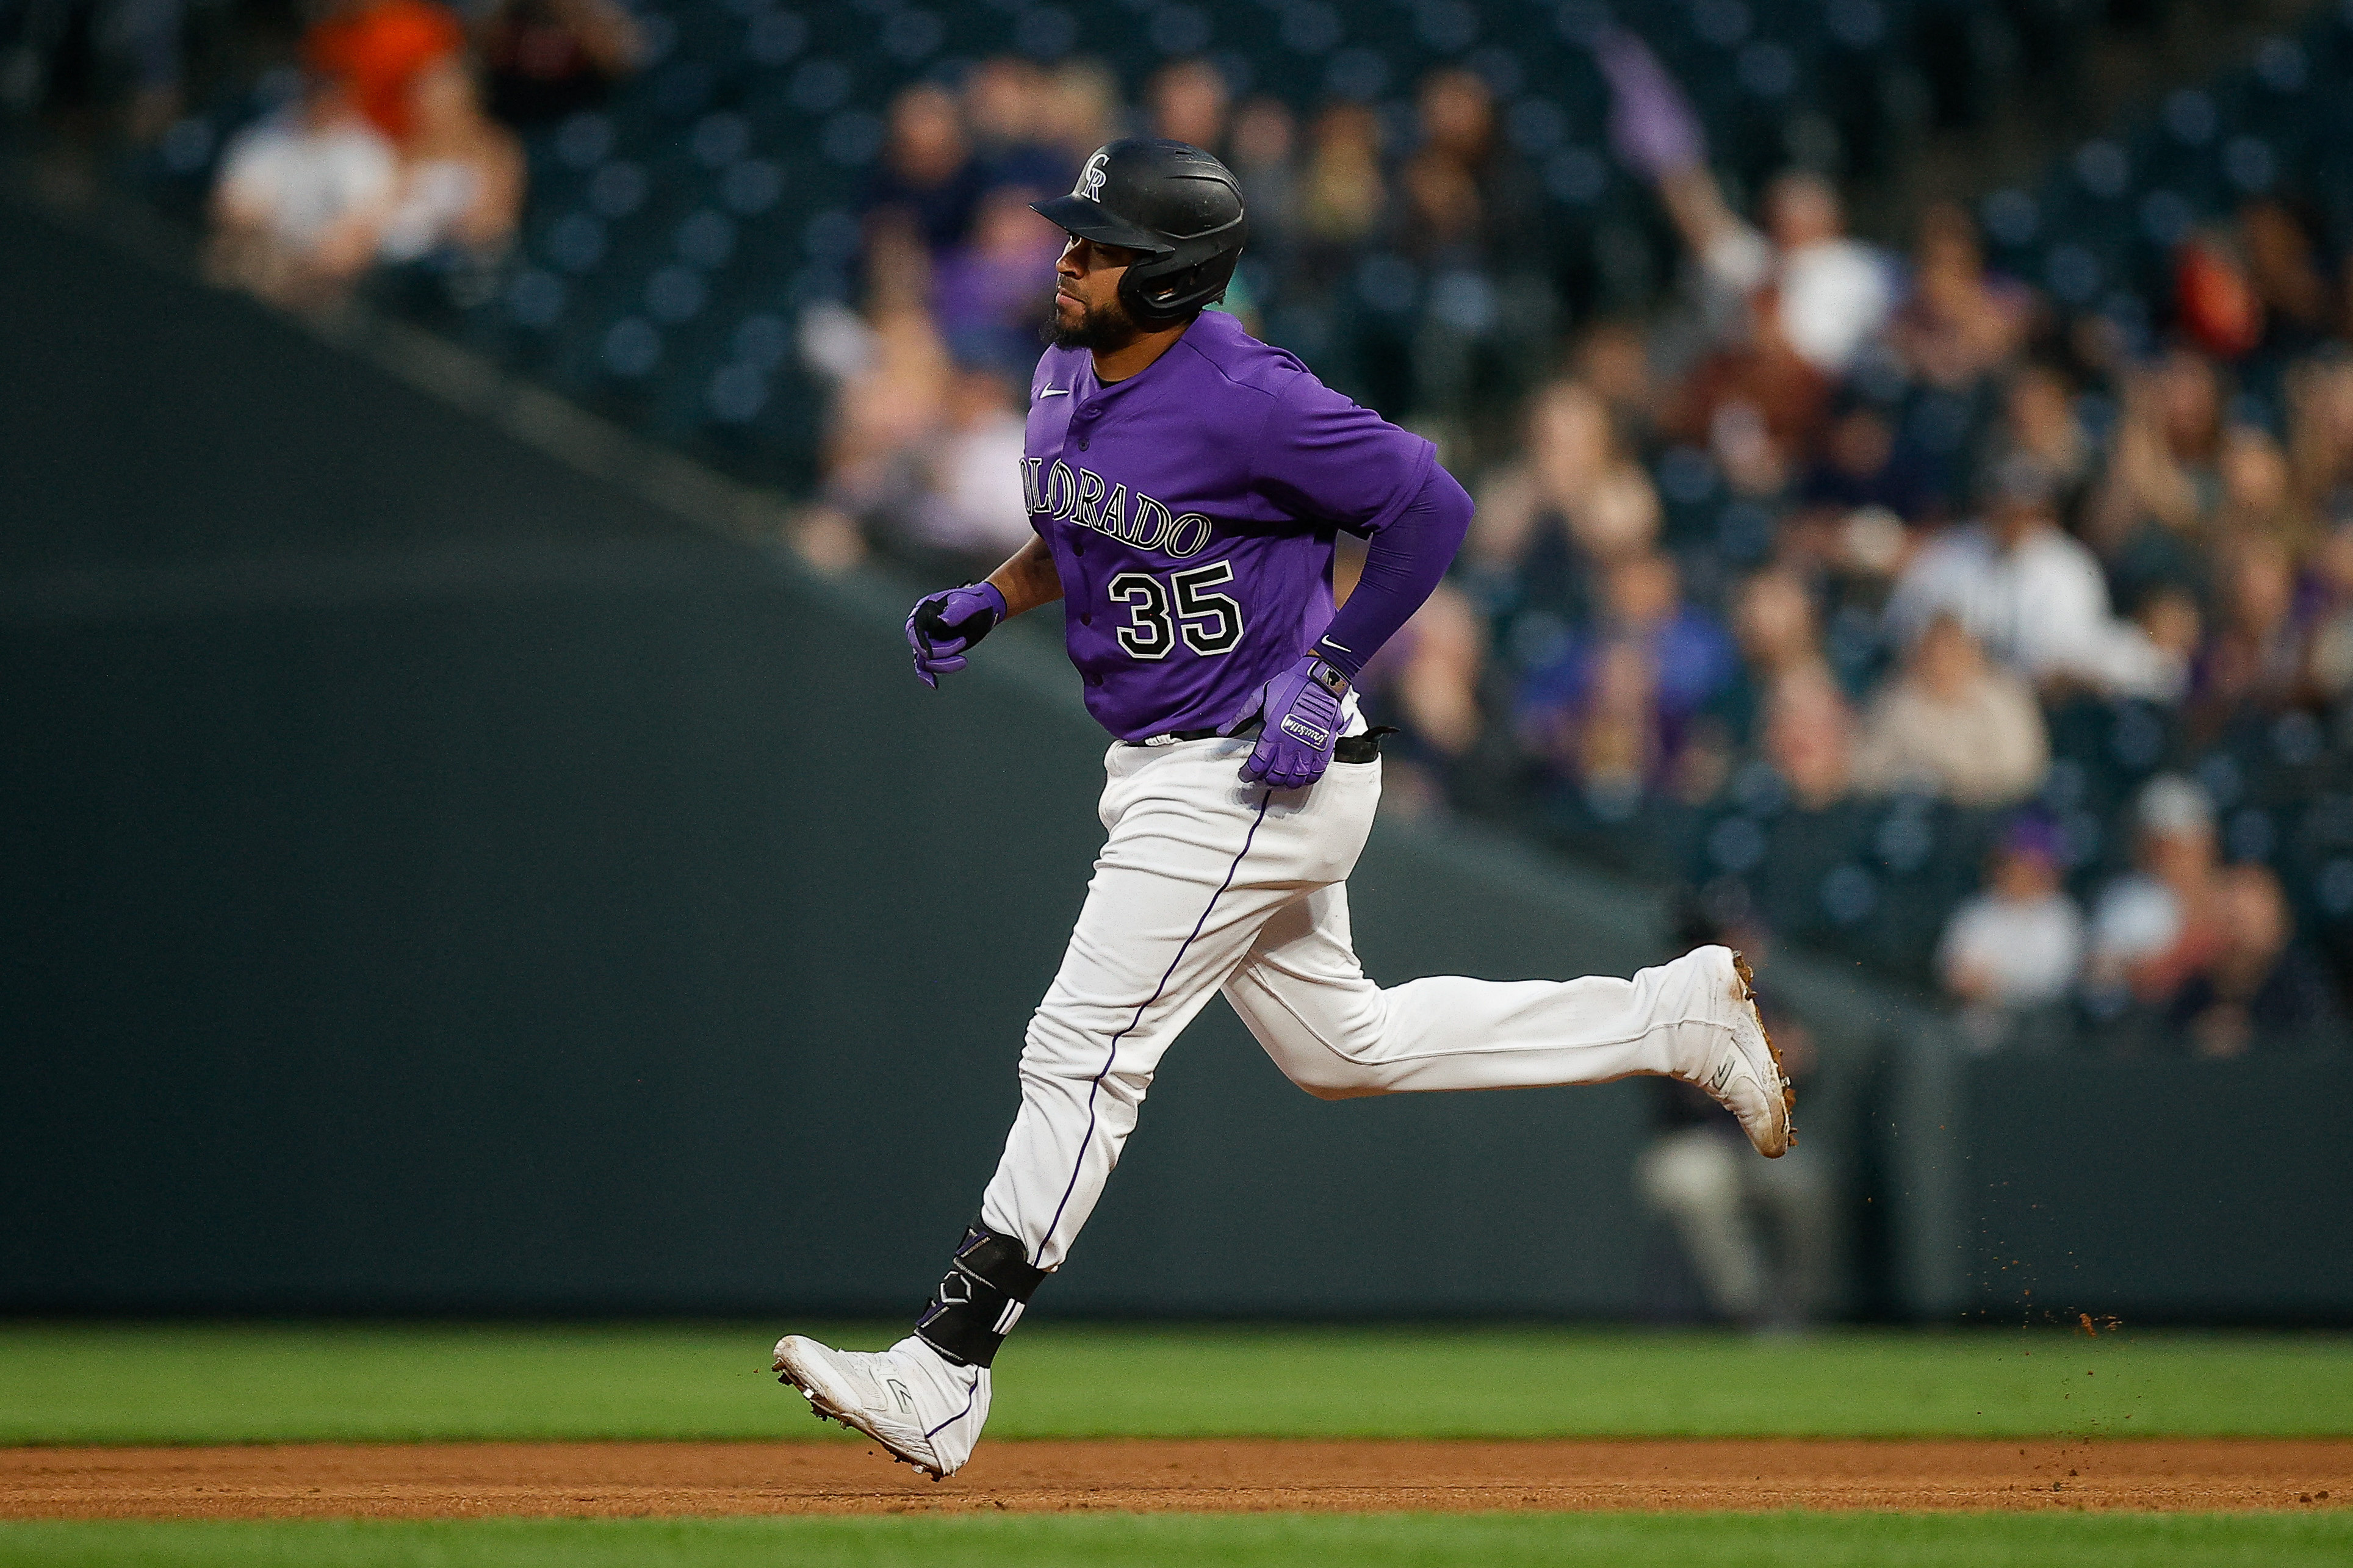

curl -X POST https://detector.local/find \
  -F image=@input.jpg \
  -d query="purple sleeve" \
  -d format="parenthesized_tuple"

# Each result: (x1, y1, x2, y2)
(1252, 373, 1438, 538)
(1314, 462, 1473, 681)
(1250, 373, 1470, 680)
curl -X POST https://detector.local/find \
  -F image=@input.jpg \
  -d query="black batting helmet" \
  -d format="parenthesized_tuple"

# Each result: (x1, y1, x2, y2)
(1031, 138, 1248, 326)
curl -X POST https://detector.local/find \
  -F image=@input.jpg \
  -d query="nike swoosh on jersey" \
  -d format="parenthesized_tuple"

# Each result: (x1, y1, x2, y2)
(1036, 387, 1070, 398)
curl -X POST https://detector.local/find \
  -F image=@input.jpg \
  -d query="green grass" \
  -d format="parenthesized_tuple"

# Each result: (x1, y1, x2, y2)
(2, 1514, 2350, 1568)
(5, 1323, 2351, 1444)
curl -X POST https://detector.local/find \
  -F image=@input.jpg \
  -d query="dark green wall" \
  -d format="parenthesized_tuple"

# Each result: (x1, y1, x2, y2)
(1958, 1055, 2353, 1320)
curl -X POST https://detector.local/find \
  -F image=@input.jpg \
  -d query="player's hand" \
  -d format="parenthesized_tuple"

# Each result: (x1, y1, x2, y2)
(1231, 655, 1347, 788)
(906, 581, 1007, 689)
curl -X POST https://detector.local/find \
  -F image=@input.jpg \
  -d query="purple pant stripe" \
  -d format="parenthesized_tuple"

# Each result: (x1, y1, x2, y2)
(1037, 789, 1274, 1252)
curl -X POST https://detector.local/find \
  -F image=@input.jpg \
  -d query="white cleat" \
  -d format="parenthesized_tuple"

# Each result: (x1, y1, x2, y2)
(771, 1332, 990, 1480)
(1683, 946, 1795, 1158)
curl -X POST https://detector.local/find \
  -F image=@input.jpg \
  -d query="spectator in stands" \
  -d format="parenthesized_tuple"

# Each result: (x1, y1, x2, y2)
(1397, 67, 1533, 268)
(1796, 397, 1933, 525)
(1720, 566, 1828, 747)
(2085, 774, 2225, 1023)
(1040, 58, 1119, 165)
(1760, 664, 1855, 811)
(1297, 102, 1386, 275)
(1147, 57, 1227, 154)
(1396, 78, 1483, 265)
(303, 0, 464, 143)
(1785, 396, 1934, 581)
(1637, 902, 1832, 1329)
(904, 365, 1034, 575)
(2191, 531, 2307, 733)
(1699, 395, 1799, 503)
(2302, 519, 2353, 703)
(931, 185, 1061, 375)
(375, 58, 523, 282)
(1888, 202, 2032, 392)
(2177, 200, 2339, 370)
(1392, 67, 1544, 423)
(1994, 362, 2096, 531)
(1594, 27, 1889, 381)
(796, 223, 951, 569)
(2171, 863, 2343, 1056)
(1517, 553, 1736, 805)
(1468, 379, 1661, 624)
(1937, 815, 2085, 1046)
(2236, 200, 2339, 366)
(863, 83, 984, 258)
(1227, 97, 1299, 267)
(1851, 613, 2048, 807)
(963, 57, 1062, 196)
(2213, 422, 2315, 557)
(207, 71, 397, 309)
(477, 0, 641, 128)
(1572, 320, 1662, 453)
(2084, 347, 2225, 564)
(2288, 352, 2353, 526)
(1886, 453, 2183, 699)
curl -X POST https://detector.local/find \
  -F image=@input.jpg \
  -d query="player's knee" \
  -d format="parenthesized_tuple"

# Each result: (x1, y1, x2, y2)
(1019, 1011, 1103, 1079)
(1019, 1015, 1160, 1105)
(1276, 1055, 1382, 1101)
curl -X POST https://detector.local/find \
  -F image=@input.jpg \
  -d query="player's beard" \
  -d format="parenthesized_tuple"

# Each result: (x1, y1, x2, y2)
(1044, 287, 1141, 353)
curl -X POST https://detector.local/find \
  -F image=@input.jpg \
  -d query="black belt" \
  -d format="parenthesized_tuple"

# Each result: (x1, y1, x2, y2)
(1123, 718, 1396, 763)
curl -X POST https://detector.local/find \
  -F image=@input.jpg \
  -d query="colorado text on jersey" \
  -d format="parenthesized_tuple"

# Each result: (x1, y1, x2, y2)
(1020, 457, 1214, 558)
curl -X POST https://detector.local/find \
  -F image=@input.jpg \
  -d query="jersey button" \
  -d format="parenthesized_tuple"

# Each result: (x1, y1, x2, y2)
(1079, 613, 1092, 625)
(1078, 438, 1089, 449)
(1072, 542, 1084, 555)
(1086, 673, 1103, 686)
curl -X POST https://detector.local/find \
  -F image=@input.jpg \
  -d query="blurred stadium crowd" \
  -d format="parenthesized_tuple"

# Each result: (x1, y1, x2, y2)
(12, 0, 2353, 1062)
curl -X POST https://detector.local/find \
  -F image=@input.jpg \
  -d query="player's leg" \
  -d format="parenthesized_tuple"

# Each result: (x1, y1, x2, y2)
(776, 739, 1357, 1475)
(1220, 866, 1792, 1152)
(975, 741, 1370, 1271)
(1635, 1126, 1767, 1320)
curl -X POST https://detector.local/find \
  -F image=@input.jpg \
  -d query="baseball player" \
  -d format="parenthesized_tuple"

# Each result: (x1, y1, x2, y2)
(773, 139, 1792, 1478)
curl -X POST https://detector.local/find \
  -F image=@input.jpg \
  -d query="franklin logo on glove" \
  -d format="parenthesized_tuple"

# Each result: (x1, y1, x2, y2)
(1230, 653, 1347, 788)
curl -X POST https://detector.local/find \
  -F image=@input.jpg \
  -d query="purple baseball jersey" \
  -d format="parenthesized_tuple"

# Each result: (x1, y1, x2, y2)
(1024, 309, 1437, 741)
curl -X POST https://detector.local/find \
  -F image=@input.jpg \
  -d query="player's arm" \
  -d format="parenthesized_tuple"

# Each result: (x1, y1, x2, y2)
(1308, 465, 1472, 685)
(905, 536, 1062, 689)
(1229, 384, 1474, 786)
(984, 533, 1063, 617)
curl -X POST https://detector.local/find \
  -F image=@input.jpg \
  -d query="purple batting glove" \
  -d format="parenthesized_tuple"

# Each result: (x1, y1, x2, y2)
(906, 581, 1007, 689)
(1231, 655, 1348, 789)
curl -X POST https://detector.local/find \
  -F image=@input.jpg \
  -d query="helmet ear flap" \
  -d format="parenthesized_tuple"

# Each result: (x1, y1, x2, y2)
(1144, 262, 1200, 309)
(1118, 250, 1238, 326)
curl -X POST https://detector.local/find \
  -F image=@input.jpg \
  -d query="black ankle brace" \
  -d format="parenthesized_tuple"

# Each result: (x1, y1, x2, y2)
(913, 1223, 1046, 1368)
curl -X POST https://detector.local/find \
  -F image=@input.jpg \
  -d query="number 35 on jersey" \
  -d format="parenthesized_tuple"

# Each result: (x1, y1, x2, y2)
(1108, 563, 1244, 660)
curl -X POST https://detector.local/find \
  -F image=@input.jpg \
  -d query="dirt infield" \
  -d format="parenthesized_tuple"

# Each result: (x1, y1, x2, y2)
(4, 1440, 2349, 1517)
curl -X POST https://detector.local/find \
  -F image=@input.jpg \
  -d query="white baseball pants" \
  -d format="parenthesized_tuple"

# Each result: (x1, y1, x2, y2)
(978, 733, 1744, 1270)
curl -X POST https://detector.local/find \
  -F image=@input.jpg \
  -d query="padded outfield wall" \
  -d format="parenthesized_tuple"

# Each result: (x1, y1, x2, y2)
(2, 191, 2346, 1322)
